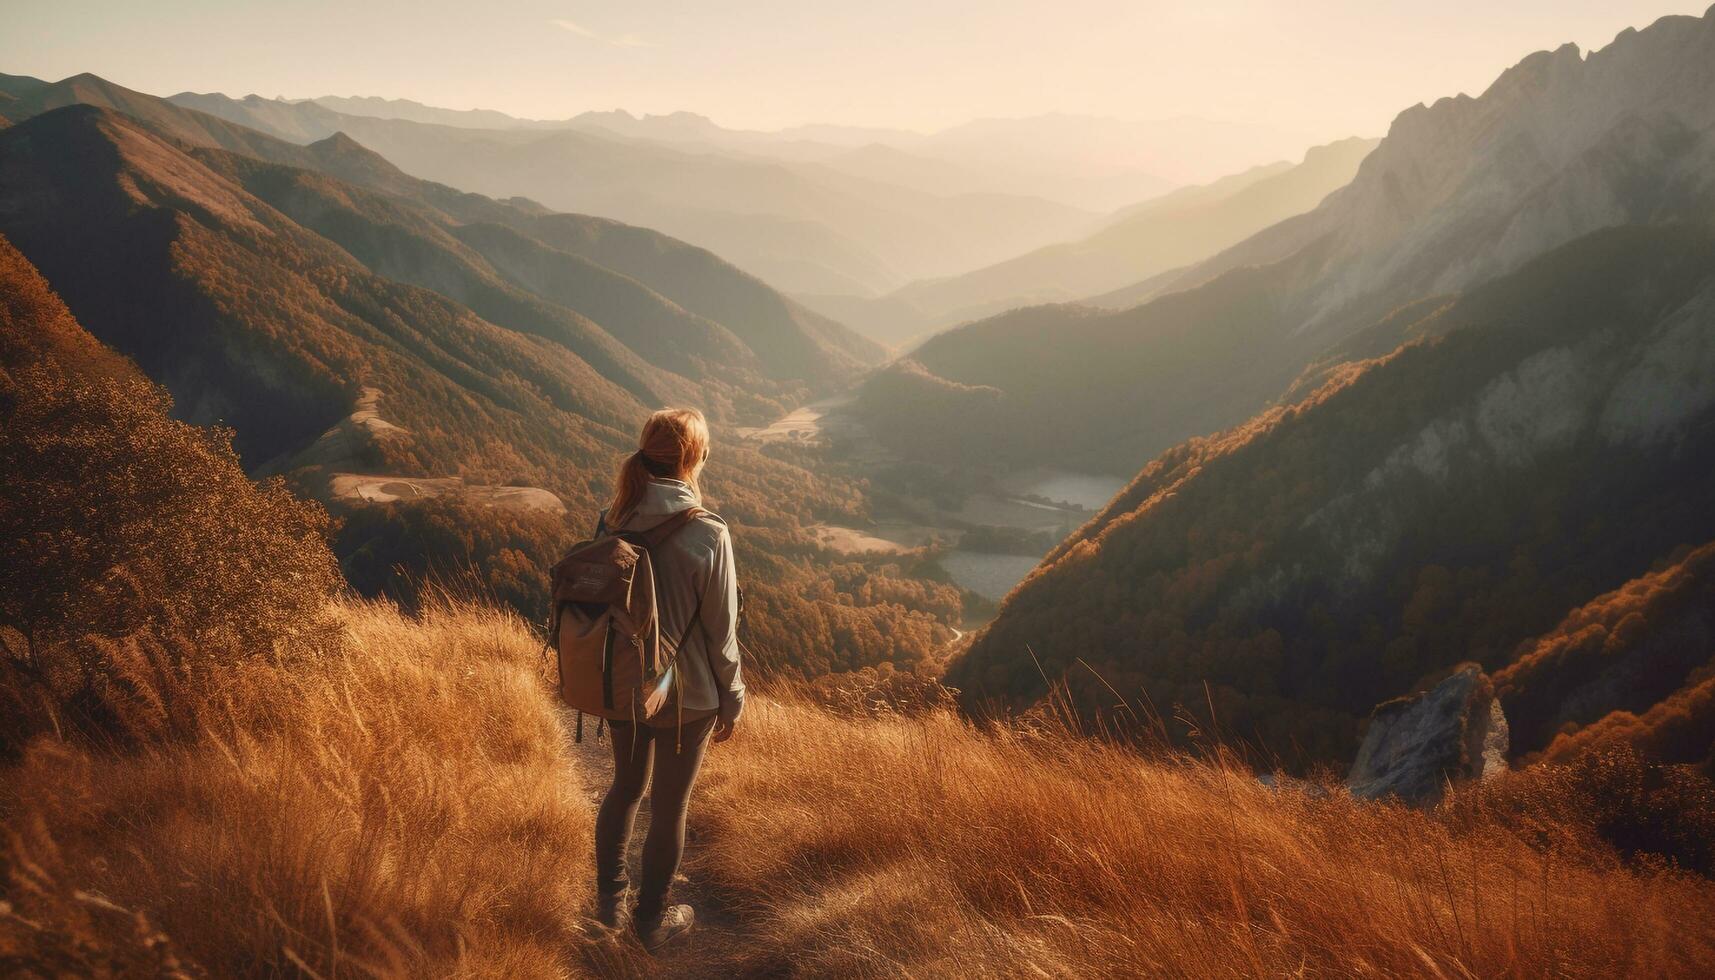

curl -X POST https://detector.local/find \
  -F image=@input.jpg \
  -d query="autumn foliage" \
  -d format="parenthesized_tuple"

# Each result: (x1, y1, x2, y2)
(0, 235, 339, 751)
(1498, 539, 1715, 770)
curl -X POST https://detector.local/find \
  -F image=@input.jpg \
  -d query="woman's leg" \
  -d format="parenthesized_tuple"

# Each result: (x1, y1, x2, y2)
(594, 721, 653, 898)
(634, 715, 718, 921)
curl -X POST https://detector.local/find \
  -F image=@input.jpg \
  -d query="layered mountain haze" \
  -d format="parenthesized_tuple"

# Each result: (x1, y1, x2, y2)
(288, 99, 1303, 210)
(162, 89, 1103, 297)
(888, 112, 1307, 208)
(814, 136, 1378, 345)
(855, 8, 1715, 476)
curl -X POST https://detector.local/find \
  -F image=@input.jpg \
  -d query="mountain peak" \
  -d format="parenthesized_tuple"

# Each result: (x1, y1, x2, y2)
(1479, 41, 1583, 102)
(56, 71, 109, 87)
(303, 130, 411, 187)
(13, 100, 121, 133)
(309, 130, 366, 154)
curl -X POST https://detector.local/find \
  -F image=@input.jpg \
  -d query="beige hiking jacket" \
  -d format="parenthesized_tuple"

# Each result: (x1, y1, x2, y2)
(615, 479, 745, 725)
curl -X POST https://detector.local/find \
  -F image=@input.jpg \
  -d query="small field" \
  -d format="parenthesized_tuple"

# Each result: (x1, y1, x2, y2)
(809, 521, 938, 555)
(328, 472, 566, 512)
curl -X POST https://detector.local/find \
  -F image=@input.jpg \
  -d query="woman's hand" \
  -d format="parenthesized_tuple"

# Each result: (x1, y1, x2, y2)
(712, 717, 737, 743)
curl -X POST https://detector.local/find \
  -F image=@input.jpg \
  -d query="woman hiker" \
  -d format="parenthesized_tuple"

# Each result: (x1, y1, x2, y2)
(590, 408, 745, 952)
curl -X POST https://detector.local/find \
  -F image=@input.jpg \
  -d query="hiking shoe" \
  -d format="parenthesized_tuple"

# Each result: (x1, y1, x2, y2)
(594, 892, 628, 930)
(635, 903, 694, 952)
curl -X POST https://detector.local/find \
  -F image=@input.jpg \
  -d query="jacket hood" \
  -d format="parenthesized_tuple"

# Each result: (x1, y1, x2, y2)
(621, 478, 702, 531)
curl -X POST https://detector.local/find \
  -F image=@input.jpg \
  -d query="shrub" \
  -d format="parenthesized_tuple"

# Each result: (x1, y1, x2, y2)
(0, 237, 341, 750)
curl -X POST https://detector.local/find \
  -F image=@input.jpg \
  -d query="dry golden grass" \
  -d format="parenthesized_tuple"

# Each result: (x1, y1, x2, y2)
(6, 600, 1715, 978)
(678, 698, 1715, 978)
(2, 600, 594, 977)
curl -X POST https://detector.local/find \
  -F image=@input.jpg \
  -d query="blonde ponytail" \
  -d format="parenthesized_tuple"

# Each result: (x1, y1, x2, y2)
(606, 408, 711, 527)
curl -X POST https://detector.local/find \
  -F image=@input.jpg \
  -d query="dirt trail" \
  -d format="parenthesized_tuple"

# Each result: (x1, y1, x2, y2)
(562, 710, 755, 976)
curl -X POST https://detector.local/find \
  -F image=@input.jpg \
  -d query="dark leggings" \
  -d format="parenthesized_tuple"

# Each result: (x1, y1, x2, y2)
(594, 714, 718, 920)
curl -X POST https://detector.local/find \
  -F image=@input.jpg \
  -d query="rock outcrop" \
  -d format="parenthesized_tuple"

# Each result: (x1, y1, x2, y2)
(1348, 665, 1509, 804)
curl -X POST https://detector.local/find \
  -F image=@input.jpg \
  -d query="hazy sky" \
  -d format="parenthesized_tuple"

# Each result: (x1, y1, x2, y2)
(2, 1, 1705, 139)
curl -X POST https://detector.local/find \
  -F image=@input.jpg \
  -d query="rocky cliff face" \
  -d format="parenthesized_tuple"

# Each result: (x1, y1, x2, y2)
(1187, 7, 1715, 337)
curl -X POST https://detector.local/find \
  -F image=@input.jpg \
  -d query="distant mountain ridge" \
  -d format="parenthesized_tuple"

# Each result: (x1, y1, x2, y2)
(855, 7, 1715, 474)
(813, 136, 1377, 345)
(160, 88, 1103, 296)
(286, 97, 1308, 207)
(143, 87, 1333, 304)
(1135, 8, 1715, 331)
(310, 94, 576, 130)
(0, 70, 880, 391)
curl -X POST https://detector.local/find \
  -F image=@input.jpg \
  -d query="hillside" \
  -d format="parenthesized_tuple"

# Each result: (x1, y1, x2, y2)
(188, 146, 772, 404)
(0, 230, 340, 685)
(491, 210, 883, 385)
(0, 102, 956, 677)
(853, 8, 1715, 474)
(0, 105, 647, 469)
(824, 137, 1376, 344)
(1496, 540, 1715, 770)
(949, 224, 1715, 767)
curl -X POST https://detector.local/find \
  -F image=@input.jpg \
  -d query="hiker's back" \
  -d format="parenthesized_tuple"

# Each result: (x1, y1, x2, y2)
(551, 477, 742, 727)
(550, 508, 706, 722)
(613, 500, 738, 726)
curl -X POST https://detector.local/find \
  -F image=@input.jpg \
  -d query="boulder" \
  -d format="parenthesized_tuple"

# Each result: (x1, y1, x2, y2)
(1348, 664, 1509, 804)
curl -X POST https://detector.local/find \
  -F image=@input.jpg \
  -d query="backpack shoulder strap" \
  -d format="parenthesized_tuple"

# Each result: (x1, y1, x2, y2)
(643, 507, 719, 660)
(637, 506, 707, 551)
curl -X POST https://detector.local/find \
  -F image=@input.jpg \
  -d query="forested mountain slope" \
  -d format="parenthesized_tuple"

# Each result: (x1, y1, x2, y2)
(0, 70, 883, 388)
(0, 230, 341, 664)
(1496, 539, 1715, 771)
(0, 105, 648, 470)
(950, 225, 1715, 767)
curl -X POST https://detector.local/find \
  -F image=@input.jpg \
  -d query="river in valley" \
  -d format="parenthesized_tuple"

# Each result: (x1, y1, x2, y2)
(938, 467, 1127, 601)
(740, 403, 1127, 604)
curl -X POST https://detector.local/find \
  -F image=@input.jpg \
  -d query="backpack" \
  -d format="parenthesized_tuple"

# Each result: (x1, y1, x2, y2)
(549, 507, 710, 727)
